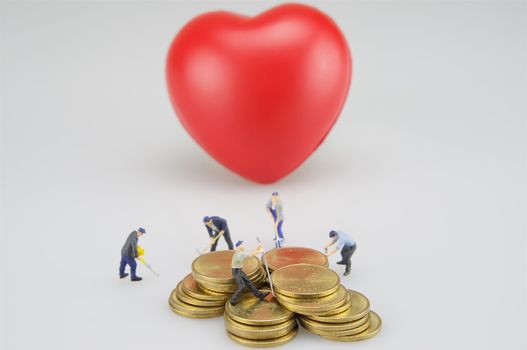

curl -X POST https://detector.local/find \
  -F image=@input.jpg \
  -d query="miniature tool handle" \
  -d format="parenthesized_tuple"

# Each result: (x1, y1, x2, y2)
(257, 236, 275, 297)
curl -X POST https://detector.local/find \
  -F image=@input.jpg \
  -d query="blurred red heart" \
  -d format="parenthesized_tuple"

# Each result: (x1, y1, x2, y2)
(166, 3, 351, 183)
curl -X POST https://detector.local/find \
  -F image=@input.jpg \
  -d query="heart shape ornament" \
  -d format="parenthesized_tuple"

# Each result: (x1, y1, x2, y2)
(166, 3, 351, 183)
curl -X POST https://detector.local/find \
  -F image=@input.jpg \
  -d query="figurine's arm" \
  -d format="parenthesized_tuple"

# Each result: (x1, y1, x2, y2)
(206, 225, 214, 238)
(212, 230, 225, 242)
(323, 239, 336, 250)
(325, 247, 338, 257)
(131, 238, 138, 258)
(249, 244, 264, 256)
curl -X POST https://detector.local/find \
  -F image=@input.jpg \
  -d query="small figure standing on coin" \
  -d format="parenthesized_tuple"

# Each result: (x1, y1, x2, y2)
(119, 227, 146, 281)
(203, 216, 234, 251)
(323, 230, 357, 276)
(266, 192, 284, 248)
(231, 241, 270, 305)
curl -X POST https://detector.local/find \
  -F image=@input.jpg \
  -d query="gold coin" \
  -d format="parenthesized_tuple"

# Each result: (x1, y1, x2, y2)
(192, 250, 261, 284)
(319, 291, 351, 316)
(197, 276, 264, 293)
(169, 304, 224, 319)
(308, 290, 370, 323)
(299, 313, 370, 332)
(169, 289, 225, 315)
(271, 264, 340, 298)
(225, 291, 294, 326)
(176, 282, 226, 307)
(180, 274, 230, 301)
(321, 311, 382, 342)
(274, 285, 348, 315)
(300, 315, 370, 336)
(226, 325, 298, 347)
(224, 314, 297, 340)
(263, 247, 328, 271)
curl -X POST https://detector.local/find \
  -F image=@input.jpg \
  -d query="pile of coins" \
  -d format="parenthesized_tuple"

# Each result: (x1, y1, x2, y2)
(272, 263, 382, 342)
(169, 247, 382, 346)
(169, 250, 265, 318)
(224, 291, 298, 347)
(168, 274, 229, 318)
(263, 246, 328, 271)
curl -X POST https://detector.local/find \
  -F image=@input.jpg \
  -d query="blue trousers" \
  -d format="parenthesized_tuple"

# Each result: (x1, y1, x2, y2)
(119, 256, 137, 279)
(270, 209, 284, 239)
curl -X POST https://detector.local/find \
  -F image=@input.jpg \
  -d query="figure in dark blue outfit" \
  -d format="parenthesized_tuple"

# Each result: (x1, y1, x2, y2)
(203, 216, 234, 251)
(266, 192, 284, 248)
(119, 227, 146, 282)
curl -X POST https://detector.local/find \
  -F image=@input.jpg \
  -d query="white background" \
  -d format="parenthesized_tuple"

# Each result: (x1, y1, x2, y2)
(1, 1, 526, 349)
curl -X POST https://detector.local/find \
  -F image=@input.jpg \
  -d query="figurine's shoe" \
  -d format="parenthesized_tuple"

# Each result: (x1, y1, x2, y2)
(131, 277, 143, 282)
(343, 270, 350, 276)
(259, 291, 270, 301)
(120, 273, 129, 279)
(336, 261, 345, 265)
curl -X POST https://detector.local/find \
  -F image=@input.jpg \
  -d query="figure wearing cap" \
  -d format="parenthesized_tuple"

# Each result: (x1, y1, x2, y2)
(203, 216, 234, 251)
(119, 227, 146, 281)
(266, 192, 284, 248)
(230, 240, 270, 305)
(323, 230, 357, 276)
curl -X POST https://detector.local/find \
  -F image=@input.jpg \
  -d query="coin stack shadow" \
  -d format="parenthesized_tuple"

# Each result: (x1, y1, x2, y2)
(168, 250, 266, 319)
(272, 263, 382, 342)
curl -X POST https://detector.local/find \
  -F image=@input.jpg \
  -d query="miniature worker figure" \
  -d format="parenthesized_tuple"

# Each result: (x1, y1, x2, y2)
(231, 241, 270, 305)
(119, 227, 146, 281)
(323, 230, 357, 276)
(203, 216, 234, 251)
(266, 192, 284, 248)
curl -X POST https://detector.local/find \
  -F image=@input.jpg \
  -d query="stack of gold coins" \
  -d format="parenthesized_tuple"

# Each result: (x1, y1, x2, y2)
(224, 291, 298, 347)
(272, 263, 382, 342)
(299, 290, 382, 342)
(272, 264, 349, 316)
(168, 274, 229, 318)
(263, 247, 328, 271)
(192, 251, 266, 293)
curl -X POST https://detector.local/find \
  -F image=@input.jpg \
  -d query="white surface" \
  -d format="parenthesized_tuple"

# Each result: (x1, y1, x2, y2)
(1, 1, 526, 349)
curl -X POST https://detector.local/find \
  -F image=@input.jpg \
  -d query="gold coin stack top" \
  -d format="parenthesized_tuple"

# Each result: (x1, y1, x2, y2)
(224, 291, 298, 347)
(272, 264, 348, 315)
(263, 247, 328, 271)
(192, 250, 266, 293)
(168, 251, 266, 319)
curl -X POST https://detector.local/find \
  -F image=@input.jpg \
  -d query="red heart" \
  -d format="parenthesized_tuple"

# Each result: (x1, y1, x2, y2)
(166, 3, 351, 183)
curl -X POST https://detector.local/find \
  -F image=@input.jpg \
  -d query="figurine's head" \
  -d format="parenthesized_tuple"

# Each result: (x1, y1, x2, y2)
(203, 216, 212, 226)
(137, 227, 146, 237)
(235, 240, 245, 251)
(271, 192, 279, 202)
(329, 230, 338, 240)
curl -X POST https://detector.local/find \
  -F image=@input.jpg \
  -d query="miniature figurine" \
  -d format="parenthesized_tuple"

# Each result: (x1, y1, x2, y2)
(231, 240, 270, 305)
(323, 230, 357, 276)
(266, 192, 284, 248)
(203, 216, 234, 251)
(119, 227, 146, 281)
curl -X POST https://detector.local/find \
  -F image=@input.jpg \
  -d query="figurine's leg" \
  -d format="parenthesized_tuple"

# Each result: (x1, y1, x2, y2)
(224, 229, 234, 250)
(119, 256, 128, 277)
(342, 244, 356, 276)
(277, 221, 284, 247)
(277, 221, 283, 239)
(230, 269, 246, 304)
(128, 257, 138, 279)
(239, 271, 267, 300)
